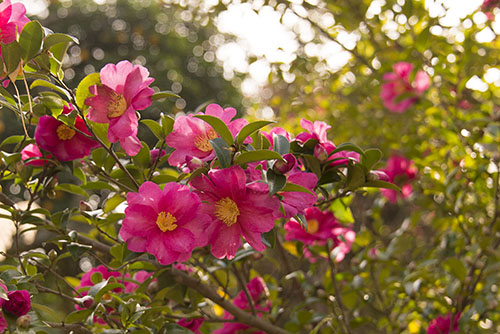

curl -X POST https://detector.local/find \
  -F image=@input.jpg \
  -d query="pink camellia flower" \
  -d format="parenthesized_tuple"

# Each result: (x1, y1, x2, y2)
(21, 144, 52, 166)
(34, 105, 99, 161)
(85, 60, 154, 156)
(0, 313, 6, 333)
(177, 318, 205, 334)
(380, 61, 430, 113)
(191, 166, 280, 259)
(0, 0, 29, 45)
(165, 104, 247, 168)
(2, 290, 31, 317)
(120, 182, 210, 265)
(261, 127, 292, 147)
(214, 277, 269, 334)
(296, 119, 360, 166)
(285, 207, 355, 262)
(381, 154, 417, 203)
(427, 313, 460, 334)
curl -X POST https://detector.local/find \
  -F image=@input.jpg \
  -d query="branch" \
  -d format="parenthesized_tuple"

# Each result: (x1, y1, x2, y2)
(169, 267, 290, 334)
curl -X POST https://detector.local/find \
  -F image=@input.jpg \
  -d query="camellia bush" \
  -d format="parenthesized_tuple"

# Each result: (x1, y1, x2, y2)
(0, 0, 499, 334)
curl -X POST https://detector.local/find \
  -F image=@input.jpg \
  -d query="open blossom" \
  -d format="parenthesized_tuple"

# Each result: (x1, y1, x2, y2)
(427, 313, 460, 334)
(34, 105, 99, 161)
(191, 166, 280, 259)
(285, 207, 355, 262)
(21, 144, 52, 166)
(214, 277, 269, 334)
(381, 62, 430, 113)
(85, 60, 154, 156)
(296, 119, 360, 166)
(0, 0, 29, 45)
(120, 182, 210, 265)
(381, 154, 417, 203)
(165, 104, 247, 168)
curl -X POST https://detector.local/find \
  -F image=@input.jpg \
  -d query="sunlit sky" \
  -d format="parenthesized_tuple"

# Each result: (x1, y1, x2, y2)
(13, 0, 500, 95)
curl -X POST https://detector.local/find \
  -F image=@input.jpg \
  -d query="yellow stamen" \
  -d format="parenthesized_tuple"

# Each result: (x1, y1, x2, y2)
(194, 129, 218, 152)
(56, 124, 76, 140)
(107, 91, 127, 118)
(214, 197, 239, 226)
(156, 211, 178, 232)
(307, 219, 319, 234)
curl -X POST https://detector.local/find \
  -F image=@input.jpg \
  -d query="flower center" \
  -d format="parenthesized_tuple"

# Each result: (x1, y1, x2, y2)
(307, 219, 319, 234)
(156, 211, 178, 232)
(214, 197, 239, 226)
(56, 124, 76, 140)
(107, 91, 127, 118)
(394, 80, 410, 95)
(193, 129, 218, 152)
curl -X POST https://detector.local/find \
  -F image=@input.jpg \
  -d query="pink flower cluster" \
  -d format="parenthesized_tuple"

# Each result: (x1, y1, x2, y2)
(215, 277, 270, 334)
(427, 313, 460, 334)
(75, 265, 153, 323)
(380, 154, 417, 203)
(381, 62, 430, 113)
(0, 281, 31, 333)
(285, 207, 355, 262)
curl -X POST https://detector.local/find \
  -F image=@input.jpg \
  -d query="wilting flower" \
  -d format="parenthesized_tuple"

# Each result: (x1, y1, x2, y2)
(34, 105, 99, 161)
(120, 182, 210, 265)
(2, 290, 31, 317)
(191, 166, 280, 259)
(380, 61, 430, 113)
(285, 207, 355, 262)
(165, 104, 247, 168)
(177, 318, 204, 334)
(214, 277, 269, 334)
(427, 313, 460, 334)
(296, 119, 360, 166)
(21, 144, 52, 166)
(86, 60, 154, 156)
(381, 154, 417, 202)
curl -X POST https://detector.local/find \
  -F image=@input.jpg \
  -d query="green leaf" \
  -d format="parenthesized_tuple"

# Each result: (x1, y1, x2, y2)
(161, 114, 175, 136)
(30, 79, 71, 100)
(2, 41, 21, 75)
(43, 33, 79, 51)
(94, 282, 125, 302)
(443, 258, 467, 281)
(234, 149, 283, 166)
(273, 134, 290, 155)
(294, 214, 308, 231)
(346, 164, 366, 190)
(141, 119, 164, 140)
(75, 72, 101, 110)
(267, 169, 287, 196)
(363, 180, 401, 192)
(55, 184, 89, 198)
(261, 228, 276, 248)
(236, 120, 274, 145)
(132, 141, 151, 169)
(152, 90, 180, 100)
(161, 323, 194, 334)
(330, 198, 354, 223)
(329, 142, 365, 158)
(67, 242, 92, 260)
(31, 302, 65, 322)
(195, 114, 234, 146)
(104, 194, 125, 213)
(81, 181, 116, 192)
(361, 148, 382, 170)
(209, 137, 231, 168)
(282, 182, 315, 195)
(65, 309, 92, 324)
(19, 20, 44, 61)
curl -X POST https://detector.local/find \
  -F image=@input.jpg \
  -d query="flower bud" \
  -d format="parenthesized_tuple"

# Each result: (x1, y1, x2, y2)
(79, 200, 92, 212)
(273, 153, 296, 174)
(68, 230, 78, 242)
(367, 170, 390, 181)
(185, 156, 203, 171)
(313, 144, 329, 163)
(16, 315, 31, 329)
(3, 290, 31, 316)
(48, 249, 58, 262)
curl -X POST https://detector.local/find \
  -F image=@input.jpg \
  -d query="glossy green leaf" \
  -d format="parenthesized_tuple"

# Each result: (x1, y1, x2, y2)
(152, 90, 180, 100)
(30, 79, 71, 100)
(19, 20, 44, 61)
(273, 134, 290, 155)
(443, 258, 467, 281)
(233, 149, 283, 165)
(329, 142, 365, 158)
(361, 148, 382, 170)
(1, 41, 21, 75)
(281, 182, 315, 195)
(209, 137, 231, 168)
(65, 309, 92, 324)
(346, 164, 366, 190)
(55, 184, 89, 198)
(161, 114, 175, 136)
(43, 33, 79, 51)
(267, 169, 287, 196)
(236, 120, 274, 145)
(142, 119, 164, 140)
